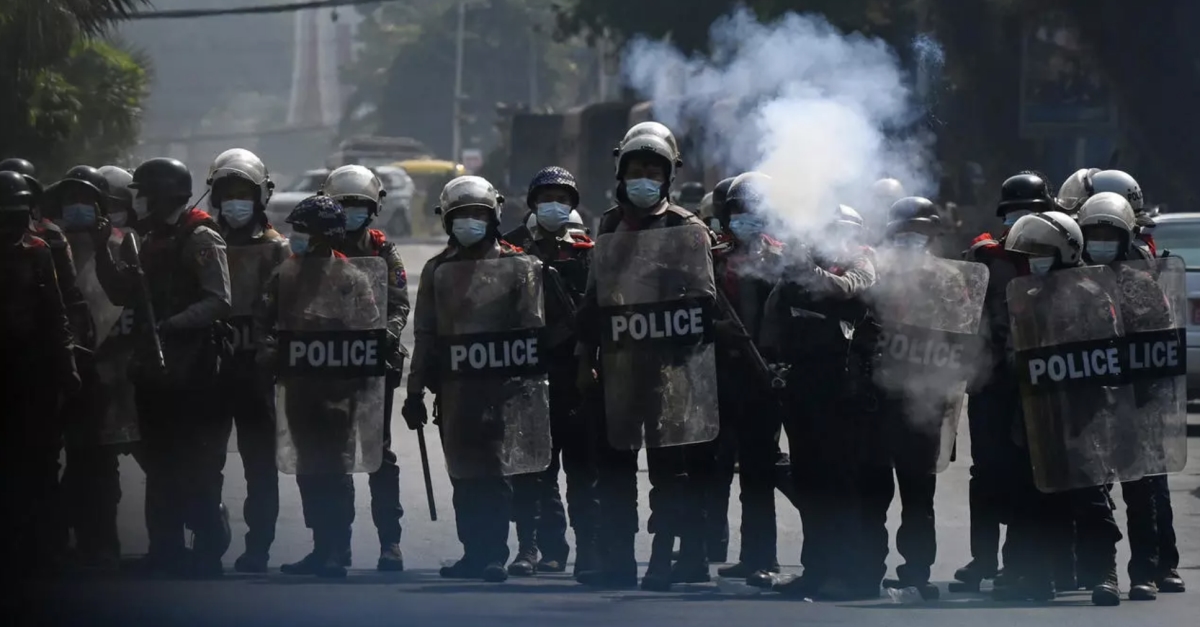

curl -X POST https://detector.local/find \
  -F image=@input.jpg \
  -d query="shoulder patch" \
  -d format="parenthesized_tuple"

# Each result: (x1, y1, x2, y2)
(368, 228, 387, 253)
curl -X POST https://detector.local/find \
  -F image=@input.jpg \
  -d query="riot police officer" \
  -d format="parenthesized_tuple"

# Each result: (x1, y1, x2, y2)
(98, 166, 136, 232)
(93, 157, 233, 578)
(955, 171, 1057, 591)
(710, 177, 736, 235)
(206, 149, 285, 573)
(674, 181, 706, 214)
(404, 175, 532, 583)
(322, 165, 409, 571)
(760, 204, 879, 600)
(0, 170, 79, 573)
(574, 124, 721, 592)
(502, 166, 599, 577)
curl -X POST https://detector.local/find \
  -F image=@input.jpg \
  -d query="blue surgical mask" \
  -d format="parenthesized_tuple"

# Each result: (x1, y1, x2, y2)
(624, 178, 662, 209)
(345, 207, 370, 232)
(452, 217, 489, 247)
(288, 232, 310, 256)
(536, 202, 571, 232)
(1086, 240, 1120, 264)
(892, 232, 929, 249)
(1003, 210, 1032, 226)
(108, 211, 128, 228)
(63, 203, 97, 229)
(729, 214, 765, 241)
(1028, 256, 1055, 275)
(220, 199, 255, 229)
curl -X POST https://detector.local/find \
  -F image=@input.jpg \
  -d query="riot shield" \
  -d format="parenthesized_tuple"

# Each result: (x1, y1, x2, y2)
(66, 232, 124, 347)
(1112, 256, 1188, 475)
(871, 251, 988, 473)
(226, 243, 284, 452)
(592, 224, 720, 449)
(1008, 265, 1134, 492)
(275, 256, 387, 475)
(88, 231, 140, 445)
(434, 255, 551, 479)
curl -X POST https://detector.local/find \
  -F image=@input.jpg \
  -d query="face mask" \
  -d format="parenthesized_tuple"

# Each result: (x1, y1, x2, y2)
(345, 207, 370, 232)
(1086, 241, 1120, 264)
(108, 211, 128, 228)
(132, 196, 149, 219)
(1028, 256, 1055, 275)
(63, 203, 97, 229)
(536, 202, 571, 232)
(892, 232, 929, 249)
(729, 214, 765, 241)
(452, 217, 489, 247)
(1003, 210, 1032, 226)
(288, 232, 310, 256)
(220, 200, 255, 228)
(624, 178, 662, 209)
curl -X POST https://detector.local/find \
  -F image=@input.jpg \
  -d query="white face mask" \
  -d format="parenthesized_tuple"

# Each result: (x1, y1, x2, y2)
(452, 217, 489, 247)
(1086, 240, 1120, 264)
(1028, 256, 1055, 275)
(220, 199, 255, 229)
(536, 202, 571, 232)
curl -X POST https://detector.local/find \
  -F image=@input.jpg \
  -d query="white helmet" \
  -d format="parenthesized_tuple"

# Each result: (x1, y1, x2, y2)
(698, 192, 715, 220)
(1090, 170, 1143, 212)
(871, 178, 906, 208)
(835, 204, 864, 229)
(438, 175, 503, 232)
(1057, 168, 1100, 213)
(614, 132, 680, 183)
(524, 211, 542, 240)
(1005, 210, 1084, 266)
(1076, 191, 1135, 234)
(567, 209, 585, 229)
(206, 148, 272, 207)
(614, 122, 680, 167)
(322, 165, 385, 207)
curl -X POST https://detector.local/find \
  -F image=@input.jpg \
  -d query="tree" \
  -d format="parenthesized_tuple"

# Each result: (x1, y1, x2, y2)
(0, 0, 150, 173)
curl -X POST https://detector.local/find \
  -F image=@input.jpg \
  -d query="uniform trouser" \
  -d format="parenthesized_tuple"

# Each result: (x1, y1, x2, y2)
(221, 374, 279, 557)
(370, 377, 403, 548)
(1148, 475, 1179, 573)
(512, 404, 597, 561)
(966, 388, 1019, 572)
(61, 353, 122, 558)
(437, 423, 511, 566)
(1069, 486, 1122, 583)
(296, 474, 355, 556)
(1120, 477, 1159, 584)
(859, 463, 938, 584)
(136, 384, 230, 562)
(732, 402, 792, 569)
(1, 383, 63, 568)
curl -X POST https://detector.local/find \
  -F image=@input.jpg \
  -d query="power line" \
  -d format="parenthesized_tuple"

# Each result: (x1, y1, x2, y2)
(128, 0, 397, 20)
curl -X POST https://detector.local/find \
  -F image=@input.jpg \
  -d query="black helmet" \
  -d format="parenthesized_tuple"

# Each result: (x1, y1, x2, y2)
(886, 196, 941, 236)
(526, 166, 579, 209)
(676, 181, 705, 206)
(130, 158, 193, 200)
(997, 171, 1054, 216)
(0, 171, 34, 232)
(705, 175, 734, 222)
(0, 158, 35, 177)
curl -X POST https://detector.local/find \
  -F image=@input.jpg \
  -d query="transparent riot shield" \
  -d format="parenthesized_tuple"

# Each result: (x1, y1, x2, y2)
(67, 232, 124, 347)
(592, 224, 720, 449)
(1008, 265, 1134, 492)
(1112, 256, 1188, 475)
(275, 256, 387, 475)
(87, 232, 140, 445)
(226, 243, 285, 452)
(871, 251, 989, 473)
(434, 255, 551, 479)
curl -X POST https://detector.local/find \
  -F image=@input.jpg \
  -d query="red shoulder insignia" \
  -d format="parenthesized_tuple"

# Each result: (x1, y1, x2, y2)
(368, 228, 387, 253)
(972, 232, 997, 246)
(332, 250, 348, 260)
(183, 208, 214, 228)
(569, 232, 595, 249)
(500, 239, 524, 254)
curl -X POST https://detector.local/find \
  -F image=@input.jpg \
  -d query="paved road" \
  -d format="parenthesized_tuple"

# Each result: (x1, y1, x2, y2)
(29, 241, 1200, 627)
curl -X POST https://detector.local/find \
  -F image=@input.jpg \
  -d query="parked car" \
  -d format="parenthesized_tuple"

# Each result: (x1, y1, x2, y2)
(266, 167, 414, 236)
(1145, 212, 1200, 397)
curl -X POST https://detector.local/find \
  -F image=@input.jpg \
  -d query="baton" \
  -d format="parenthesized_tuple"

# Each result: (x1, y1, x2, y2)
(120, 233, 166, 372)
(418, 403, 437, 521)
(713, 285, 786, 390)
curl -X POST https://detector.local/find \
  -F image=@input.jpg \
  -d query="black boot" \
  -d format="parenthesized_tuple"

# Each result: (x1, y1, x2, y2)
(508, 545, 539, 577)
(1091, 568, 1121, 606)
(949, 559, 997, 592)
(440, 557, 486, 579)
(572, 536, 598, 577)
(1158, 568, 1185, 593)
(671, 535, 711, 584)
(640, 533, 675, 591)
(1128, 580, 1158, 601)
(316, 528, 350, 579)
(281, 532, 325, 576)
(576, 535, 636, 589)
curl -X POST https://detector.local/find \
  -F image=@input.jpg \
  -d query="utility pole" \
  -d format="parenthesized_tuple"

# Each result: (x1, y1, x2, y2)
(528, 26, 539, 109)
(452, 1, 465, 163)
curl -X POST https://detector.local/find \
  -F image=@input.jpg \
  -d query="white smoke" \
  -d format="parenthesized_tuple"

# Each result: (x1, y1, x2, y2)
(622, 8, 938, 256)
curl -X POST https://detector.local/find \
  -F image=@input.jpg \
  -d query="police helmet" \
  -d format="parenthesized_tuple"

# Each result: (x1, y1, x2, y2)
(726, 172, 772, 215)
(1090, 170, 1144, 212)
(614, 133, 680, 183)
(676, 181, 705, 208)
(130, 158, 193, 202)
(1005, 210, 1084, 267)
(207, 148, 273, 208)
(0, 158, 35, 177)
(438, 175, 503, 233)
(286, 195, 346, 241)
(836, 204, 865, 229)
(0, 171, 35, 231)
(698, 192, 715, 220)
(711, 177, 736, 222)
(526, 166, 579, 209)
(871, 177, 907, 207)
(1077, 192, 1135, 235)
(885, 196, 940, 235)
(1057, 168, 1101, 214)
(567, 209, 585, 230)
(322, 165, 385, 212)
(997, 171, 1055, 216)
(614, 122, 680, 168)
(98, 166, 134, 209)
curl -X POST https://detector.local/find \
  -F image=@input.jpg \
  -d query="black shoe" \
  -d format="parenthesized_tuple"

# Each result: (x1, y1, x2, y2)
(671, 561, 711, 584)
(482, 563, 509, 582)
(377, 543, 404, 572)
(315, 554, 347, 579)
(234, 551, 269, 574)
(281, 551, 323, 576)
(537, 557, 567, 573)
(953, 560, 997, 584)
(1158, 569, 1185, 593)
(440, 558, 485, 579)
(746, 569, 780, 588)
(640, 571, 673, 592)
(508, 555, 537, 577)
(1128, 582, 1158, 601)
(572, 541, 597, 577)
(1092, 580, 1121, 606)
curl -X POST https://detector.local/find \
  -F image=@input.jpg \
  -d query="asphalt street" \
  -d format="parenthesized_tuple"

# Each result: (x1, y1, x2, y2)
(26, 241, 1200, 627)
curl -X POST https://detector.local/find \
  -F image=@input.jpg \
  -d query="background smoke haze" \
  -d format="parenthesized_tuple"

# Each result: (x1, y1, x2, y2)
(622, 8, 939, 260)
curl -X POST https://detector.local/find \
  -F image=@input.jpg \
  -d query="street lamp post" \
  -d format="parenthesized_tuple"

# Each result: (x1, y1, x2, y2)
(452, 1, 466, 163)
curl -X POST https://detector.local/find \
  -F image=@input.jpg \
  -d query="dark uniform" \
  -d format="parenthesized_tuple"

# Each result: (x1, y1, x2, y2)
(95, 179, 233, 577)
(503, 223, 599, 575)
(339, 227, 410, 564)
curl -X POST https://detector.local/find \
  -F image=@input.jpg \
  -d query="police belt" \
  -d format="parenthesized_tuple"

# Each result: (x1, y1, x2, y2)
(439, 328, 547, 379)
(1014, 328, 1186, 394)
(277, 329, 389, 378)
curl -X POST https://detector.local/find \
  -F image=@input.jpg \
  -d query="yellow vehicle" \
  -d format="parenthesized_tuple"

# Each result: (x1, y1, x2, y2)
(395, 159, 466, 236)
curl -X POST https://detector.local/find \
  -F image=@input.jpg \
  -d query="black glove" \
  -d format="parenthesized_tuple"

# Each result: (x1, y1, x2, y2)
(401, 395, 427, 430)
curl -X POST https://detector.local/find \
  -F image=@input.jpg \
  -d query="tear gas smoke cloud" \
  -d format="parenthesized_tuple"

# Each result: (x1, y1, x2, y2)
(622, 8, 940, 257)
